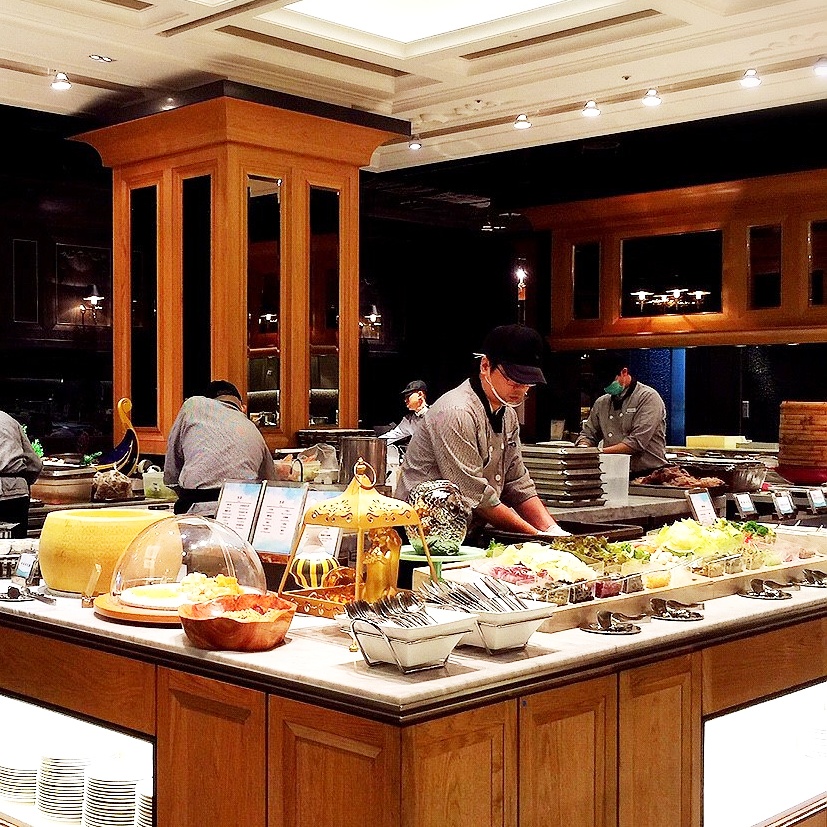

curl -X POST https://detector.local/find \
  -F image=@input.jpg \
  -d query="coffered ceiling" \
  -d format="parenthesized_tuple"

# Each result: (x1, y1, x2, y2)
(2, 0, 826, 173)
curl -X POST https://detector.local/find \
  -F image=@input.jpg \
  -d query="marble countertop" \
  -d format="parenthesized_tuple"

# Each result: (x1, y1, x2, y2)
(547, 494, 695, 523)
(1, 579, 826, 723)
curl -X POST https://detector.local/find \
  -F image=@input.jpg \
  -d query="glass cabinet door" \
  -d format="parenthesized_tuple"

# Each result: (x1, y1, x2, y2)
(809, 219, 827, 306)
(246, 175, 282, 429)
(309, 186, 340, 427)
(748, 224, 782, 309)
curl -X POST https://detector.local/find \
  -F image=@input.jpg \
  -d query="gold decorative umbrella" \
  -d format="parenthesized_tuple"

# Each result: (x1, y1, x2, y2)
(278, 459, 437, 601)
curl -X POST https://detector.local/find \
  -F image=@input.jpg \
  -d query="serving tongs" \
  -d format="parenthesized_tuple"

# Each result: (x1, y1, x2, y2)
(650, 597, 705, 621)
(738, 578, 794, 600)
(580, 610, 646, 635)
(802, 569, 827, 587)
(2, 584, 56, 605)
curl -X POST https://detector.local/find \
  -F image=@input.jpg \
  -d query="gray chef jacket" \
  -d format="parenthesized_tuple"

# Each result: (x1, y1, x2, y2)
(395, 379, 536, 518)
(0, 411, 42, 501)
(577, 381, 667, 476)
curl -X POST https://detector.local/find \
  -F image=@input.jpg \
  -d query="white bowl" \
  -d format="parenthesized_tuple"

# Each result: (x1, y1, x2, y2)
(460, 599, 557, 652)
(351, 608, 476, 672)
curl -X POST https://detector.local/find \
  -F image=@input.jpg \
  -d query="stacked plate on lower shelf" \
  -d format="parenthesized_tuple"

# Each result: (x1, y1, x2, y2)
(136, 780, 154, 827)
(0, 754, 38, 802)
(521, 445, 605, 507)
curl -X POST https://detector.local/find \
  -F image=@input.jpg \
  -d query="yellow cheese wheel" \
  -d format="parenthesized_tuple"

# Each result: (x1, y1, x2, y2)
(38, 509, 170, 595)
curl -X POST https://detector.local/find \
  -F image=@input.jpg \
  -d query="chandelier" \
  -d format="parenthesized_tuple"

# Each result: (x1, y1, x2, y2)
(630, 288, 710, 312)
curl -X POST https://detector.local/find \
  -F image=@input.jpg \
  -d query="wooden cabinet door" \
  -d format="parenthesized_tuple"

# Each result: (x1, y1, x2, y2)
(618, 653, 701, 827)
(269, 695, 401, 827)
(401, 700, 517, 827)
(519, 674, 617, 827)
(157, 668, 267, 827)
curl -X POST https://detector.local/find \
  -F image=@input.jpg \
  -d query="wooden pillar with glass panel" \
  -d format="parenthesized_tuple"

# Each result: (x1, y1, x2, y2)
(75, 91, 404, 452)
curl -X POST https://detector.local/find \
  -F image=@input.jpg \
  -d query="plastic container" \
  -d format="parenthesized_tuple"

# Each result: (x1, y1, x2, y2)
(142, 471, 177, 501)
(599, 454, 630, 504)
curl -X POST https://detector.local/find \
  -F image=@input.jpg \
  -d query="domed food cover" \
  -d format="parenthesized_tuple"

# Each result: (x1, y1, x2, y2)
(111, 515, 267, 611)
(405, 479, 470, 555)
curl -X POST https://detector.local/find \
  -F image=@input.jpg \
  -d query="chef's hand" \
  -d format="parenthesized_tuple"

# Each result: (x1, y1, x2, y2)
(540, 521, 570, 537)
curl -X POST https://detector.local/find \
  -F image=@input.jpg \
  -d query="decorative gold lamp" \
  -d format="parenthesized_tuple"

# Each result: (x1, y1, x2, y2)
(278, 458, 438, 604)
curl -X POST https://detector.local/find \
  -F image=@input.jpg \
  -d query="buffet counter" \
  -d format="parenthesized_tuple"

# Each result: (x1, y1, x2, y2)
(1, 580, 826, 826)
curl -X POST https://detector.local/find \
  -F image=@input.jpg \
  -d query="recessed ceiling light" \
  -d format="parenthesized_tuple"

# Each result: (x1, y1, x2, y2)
(513, 113, 531, 129)
(582, 100, 601, 117)
(89, 54, 114, 63)
(160, 97, 176, 111)
(740, 68, 762, 88)
(815, 57, 827, 77)
(642, 88, 661, 107)
(408, 136, 422, 150)
(50, 72, 71, 91)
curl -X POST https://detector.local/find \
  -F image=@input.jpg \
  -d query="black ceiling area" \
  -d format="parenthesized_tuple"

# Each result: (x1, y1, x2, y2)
(361, 98, 827, 230)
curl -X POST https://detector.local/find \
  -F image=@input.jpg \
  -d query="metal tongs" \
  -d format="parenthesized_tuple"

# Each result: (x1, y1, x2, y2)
(749, 578, 790, 598)
(803, 569, 827, 586)
(6, 584, 56, 605)
(595, 610, 648, 631)
(650, 597, 704, 619)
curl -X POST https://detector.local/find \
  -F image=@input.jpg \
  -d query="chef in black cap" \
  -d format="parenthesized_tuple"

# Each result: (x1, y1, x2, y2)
(380, 379, 429, 445)
(396, 324, 566, 538)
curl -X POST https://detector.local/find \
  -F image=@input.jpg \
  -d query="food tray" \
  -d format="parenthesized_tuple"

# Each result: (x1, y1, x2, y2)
(541, 497, 606, 508)
(629, 483, 694, 499)
(522, 446, 599, 458)
(527, 467, 604, 479)
(535, 479, 606, 491)
(283, 585, 354, 618)
(671, 458, 767, 493)
(488, 521, 644, 544)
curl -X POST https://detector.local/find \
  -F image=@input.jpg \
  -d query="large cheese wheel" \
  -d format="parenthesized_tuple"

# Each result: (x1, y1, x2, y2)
(38, 509, 170, 595)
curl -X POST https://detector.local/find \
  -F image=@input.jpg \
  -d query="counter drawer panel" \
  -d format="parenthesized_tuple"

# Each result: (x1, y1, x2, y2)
(401, 701, 517, 827)
(519, 675, 617, 827)
(269, 696, 401, 827)
(0, 625, 155, 733)
(702, 618, 827, 715)
(157, 668, 266, 827)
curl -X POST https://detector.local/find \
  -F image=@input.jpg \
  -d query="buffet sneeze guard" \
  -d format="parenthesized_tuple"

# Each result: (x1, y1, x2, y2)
(278, 459, 438, 606)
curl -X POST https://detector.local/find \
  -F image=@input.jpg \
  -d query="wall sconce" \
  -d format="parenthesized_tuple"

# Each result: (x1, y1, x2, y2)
(514, 259, 528, 323)
(51, 71, 72, 91)
(359, 304, 383, 340)
(81, 284, 104, 325)
(631, 286, 710, 312)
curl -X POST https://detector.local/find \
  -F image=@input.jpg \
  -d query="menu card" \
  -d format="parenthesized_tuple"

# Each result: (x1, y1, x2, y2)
(215, 480, 266, 541)
(251, 483, 309, 557)
(297, 489, 343, 557)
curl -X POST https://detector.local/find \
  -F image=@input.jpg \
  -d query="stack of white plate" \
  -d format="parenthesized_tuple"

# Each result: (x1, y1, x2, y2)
(0, 753, 38, 802)
(135, 779, 154, 827)
(82, 762, 146, 827)
(36, 753, 90, 822)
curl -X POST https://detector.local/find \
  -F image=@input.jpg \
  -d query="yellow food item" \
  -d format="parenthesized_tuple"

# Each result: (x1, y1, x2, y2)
(180, 572, 243, 601)
(642, 570, 671, 589)
(38, 509, 169, 595)
(221, 607, 282, 622)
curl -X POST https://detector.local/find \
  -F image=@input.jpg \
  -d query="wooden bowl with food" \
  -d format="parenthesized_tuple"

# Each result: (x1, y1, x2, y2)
(179, 592, 297, 652)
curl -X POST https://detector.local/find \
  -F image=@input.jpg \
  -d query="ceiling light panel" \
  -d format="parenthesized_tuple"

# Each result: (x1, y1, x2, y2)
(276, 0, 564, 44)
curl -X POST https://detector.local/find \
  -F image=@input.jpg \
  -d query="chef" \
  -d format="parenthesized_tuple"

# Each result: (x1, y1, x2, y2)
(380, 379, 429, 446)
(0, 410, 42, 538)
(164, 380, 277, 514)
(575, 365, 668, 476)
(396, 324, 567, 538)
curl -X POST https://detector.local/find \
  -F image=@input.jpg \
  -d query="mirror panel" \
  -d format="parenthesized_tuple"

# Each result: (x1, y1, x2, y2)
(129, 185, 158, 428)
(246, 175, 282, 429)
(572, 241, 600, 320)
(809, 219, 827, 307)
(748, 224, 782, 309)
(620, 230, 723, 317)
(182, 175, 212, 399)
(309, 186, 340, 427)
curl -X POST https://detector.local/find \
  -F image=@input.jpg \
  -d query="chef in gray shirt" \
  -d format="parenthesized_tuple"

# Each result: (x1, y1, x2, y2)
(575, 365, 668, 476)
(0, 410, 42, 538)
(164, 380, 276, 514)
(396, 325, 566, 538)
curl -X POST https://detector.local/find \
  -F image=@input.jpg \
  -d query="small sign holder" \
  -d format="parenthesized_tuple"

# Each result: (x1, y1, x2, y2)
(251, 482, 309, 561)
(807, 488, 827, 515)
(214, 480, 267, 542)
(685, 487, 718, 526)
(732, 491, 758, 521)
(771, 491, 796, 520)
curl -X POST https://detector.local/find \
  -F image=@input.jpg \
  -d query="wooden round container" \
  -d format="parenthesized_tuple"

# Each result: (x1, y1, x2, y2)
(778, 401, 827, 483)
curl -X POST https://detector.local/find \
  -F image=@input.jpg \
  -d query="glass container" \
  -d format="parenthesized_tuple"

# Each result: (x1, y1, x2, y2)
(110, 515, 267, 600)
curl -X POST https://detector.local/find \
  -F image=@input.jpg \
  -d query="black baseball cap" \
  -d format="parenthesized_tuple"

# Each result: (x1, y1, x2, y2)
(206, 380, 242, 401)
(480, 324, 547, 385)
(401, 379, 427, 397)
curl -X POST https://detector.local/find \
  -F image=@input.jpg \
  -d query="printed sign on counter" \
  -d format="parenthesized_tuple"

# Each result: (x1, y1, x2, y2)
(251, 483, 309, 556)
(297, 489, 342, 557)
(215, 480, 266, 541)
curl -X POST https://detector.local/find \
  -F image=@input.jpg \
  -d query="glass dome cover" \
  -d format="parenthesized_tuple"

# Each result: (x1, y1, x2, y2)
(111, 516, 267, 607)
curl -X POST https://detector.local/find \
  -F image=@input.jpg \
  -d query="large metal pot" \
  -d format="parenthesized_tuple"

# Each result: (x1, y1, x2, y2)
(338, 436, 387, 486)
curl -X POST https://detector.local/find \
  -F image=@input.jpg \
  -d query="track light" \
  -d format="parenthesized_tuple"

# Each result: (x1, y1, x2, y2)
(51, 71, 71, 91)
(408, 136, 422, 150)
(815, 57, 827, 77)
(740, 68, 762, 88)
(513, 113, 532, 129)
(642, 88, 661, 107)
(582, 100, 601, 117)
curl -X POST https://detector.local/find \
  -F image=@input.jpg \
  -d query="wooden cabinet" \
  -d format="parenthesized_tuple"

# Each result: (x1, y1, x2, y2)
(401, 701, 517, 827)
(618, 654, 702, 827)
(519, 675, 617, 827)
(268, 695, 400, 827)
(156, 668, 267, 827)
